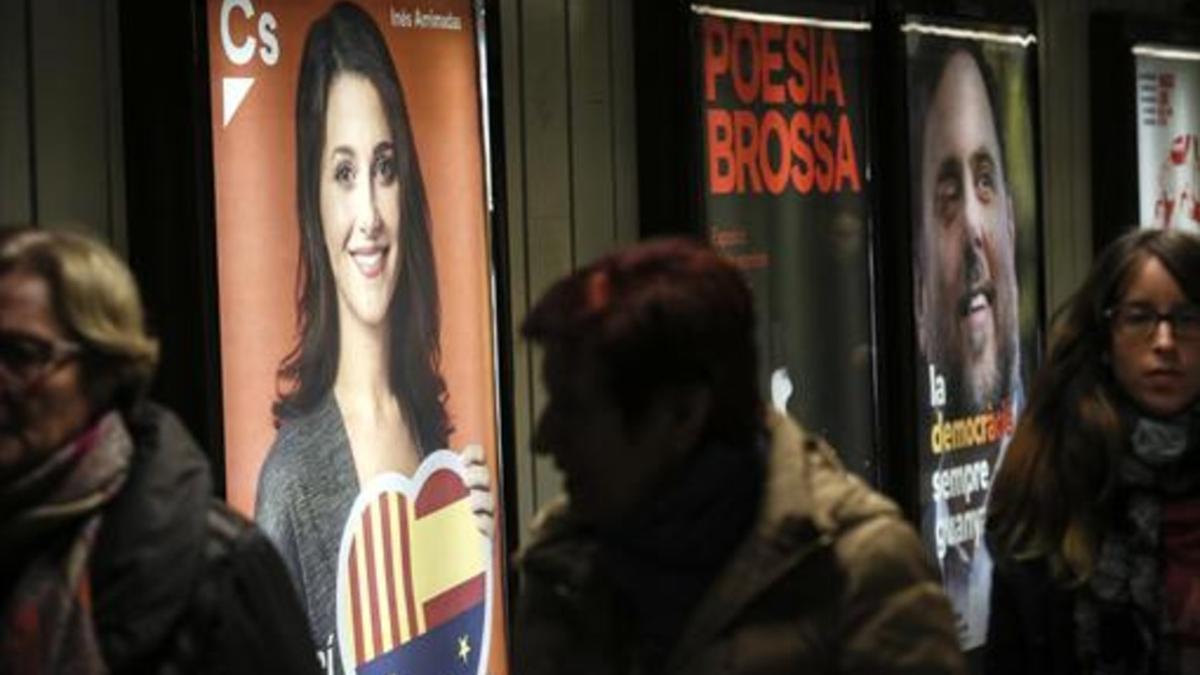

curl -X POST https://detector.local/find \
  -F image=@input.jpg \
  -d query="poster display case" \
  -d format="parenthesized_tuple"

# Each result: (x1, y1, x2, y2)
(203, 1, 509, 673)
(885, 3, 1044, 652)
(693, 2, 879, 479)
(633, 0, 881, 480)
(1093, 13, 1200, 247)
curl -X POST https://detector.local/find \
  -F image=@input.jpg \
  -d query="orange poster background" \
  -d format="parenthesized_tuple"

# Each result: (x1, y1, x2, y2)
(205, 1, 505, 672)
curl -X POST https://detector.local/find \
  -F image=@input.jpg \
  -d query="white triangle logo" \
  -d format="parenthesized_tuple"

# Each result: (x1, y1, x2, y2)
(223, 77, 255, 128)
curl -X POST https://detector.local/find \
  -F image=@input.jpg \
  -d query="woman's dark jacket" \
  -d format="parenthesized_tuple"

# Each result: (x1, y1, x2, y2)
(985, 551, 1080, 675)
(88, 403, 321, 673)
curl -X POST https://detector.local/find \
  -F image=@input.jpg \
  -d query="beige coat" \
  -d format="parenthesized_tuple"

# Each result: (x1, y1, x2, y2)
(514, 413, 966, 675)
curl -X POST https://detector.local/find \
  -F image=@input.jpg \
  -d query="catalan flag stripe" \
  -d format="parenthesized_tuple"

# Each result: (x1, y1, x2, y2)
(369, 498, 393, 654)
(366, 502, 384, 659)
(382, 492, 403, 646)
(354, 518, 374, 661)
(348, 537, 364, 666)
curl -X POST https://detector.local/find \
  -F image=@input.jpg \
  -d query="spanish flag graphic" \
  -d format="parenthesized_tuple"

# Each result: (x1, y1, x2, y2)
(336, 451, 491, 675)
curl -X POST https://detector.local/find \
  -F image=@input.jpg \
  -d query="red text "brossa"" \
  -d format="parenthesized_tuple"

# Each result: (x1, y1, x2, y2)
(703, 17, 862, 196)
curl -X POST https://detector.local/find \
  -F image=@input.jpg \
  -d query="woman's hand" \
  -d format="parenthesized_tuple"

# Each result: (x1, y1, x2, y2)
(462, 444, 495, 541)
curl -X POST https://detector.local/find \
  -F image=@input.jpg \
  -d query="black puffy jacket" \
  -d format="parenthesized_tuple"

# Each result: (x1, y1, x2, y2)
(87, 403, 321, 674)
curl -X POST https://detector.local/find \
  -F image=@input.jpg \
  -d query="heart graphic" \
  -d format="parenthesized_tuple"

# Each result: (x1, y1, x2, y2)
(335, 450, 492, 675)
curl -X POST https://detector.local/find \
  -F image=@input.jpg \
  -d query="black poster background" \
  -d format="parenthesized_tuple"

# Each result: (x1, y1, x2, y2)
(693, 9, 876, 478)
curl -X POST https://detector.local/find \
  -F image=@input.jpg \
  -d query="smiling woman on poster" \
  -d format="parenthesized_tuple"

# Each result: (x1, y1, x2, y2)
(253, 1, 493, 666)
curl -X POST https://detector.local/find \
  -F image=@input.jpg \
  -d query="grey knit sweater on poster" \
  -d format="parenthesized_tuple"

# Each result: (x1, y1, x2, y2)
(256, 394, 357, 674)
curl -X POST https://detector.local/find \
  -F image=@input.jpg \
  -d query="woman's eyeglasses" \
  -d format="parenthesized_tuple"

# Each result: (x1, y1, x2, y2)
(1105, 303, 1200, 342)
(0, 332, 82, 384)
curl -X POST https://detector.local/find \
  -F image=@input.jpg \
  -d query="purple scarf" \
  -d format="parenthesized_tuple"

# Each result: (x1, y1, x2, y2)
(0, 412, 133, 674)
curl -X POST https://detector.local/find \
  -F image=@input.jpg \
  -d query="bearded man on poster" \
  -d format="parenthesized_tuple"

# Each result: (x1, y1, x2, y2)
(913, 42, 1024, 649)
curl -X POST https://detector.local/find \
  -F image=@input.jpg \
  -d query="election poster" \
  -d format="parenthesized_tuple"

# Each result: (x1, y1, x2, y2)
(1135, 44, 1200, 232)
(904, 23, 1041, 649)
(204, 1, 507, 673)
(693, 5, 878, 478)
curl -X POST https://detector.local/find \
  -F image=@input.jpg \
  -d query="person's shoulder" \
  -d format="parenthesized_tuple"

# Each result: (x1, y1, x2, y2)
(830, 507, 936, 587)
(203, 498, 270, 562)
(517, 495, 600, 582)
(123, 401, 207, 468)
(768, 412, 903, 531)
(179, 499, 322, 673)
(806, 462, 930, 584)
(767, 413, 933, 575)
(519, 495, 586, 558)
(202, 498, 305, 577)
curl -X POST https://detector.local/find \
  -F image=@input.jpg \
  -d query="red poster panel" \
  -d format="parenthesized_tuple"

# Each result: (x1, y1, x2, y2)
(205, 1, 506, 673)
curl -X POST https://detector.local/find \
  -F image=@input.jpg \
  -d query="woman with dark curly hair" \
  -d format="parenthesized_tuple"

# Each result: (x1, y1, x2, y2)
(987, 228, 1200, 674)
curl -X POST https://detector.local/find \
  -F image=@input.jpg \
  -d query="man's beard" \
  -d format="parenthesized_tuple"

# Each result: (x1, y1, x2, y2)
(940, 315, 1017, 417)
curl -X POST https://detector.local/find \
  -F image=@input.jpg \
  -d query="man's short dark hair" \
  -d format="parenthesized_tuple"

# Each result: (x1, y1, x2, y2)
(522, 237, 762, 446)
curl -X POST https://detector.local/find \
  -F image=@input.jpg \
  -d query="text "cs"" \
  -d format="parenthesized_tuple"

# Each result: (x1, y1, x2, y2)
(221, 0, 279, 66)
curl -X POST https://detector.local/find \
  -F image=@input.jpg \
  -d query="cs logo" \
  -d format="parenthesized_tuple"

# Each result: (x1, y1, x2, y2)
(219, 0, 279, 127)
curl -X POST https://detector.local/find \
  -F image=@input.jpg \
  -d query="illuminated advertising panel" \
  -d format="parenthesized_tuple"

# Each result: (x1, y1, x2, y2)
(904, 21, 1040, 649)
(206, 1, 506, 672)
(695, 4, 878, 478)
(1135, 44, 1200, 232)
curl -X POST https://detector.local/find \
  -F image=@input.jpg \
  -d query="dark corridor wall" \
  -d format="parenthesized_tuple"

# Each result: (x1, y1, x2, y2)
(0, 0, 225, 486)
(117, 1, 226, 488)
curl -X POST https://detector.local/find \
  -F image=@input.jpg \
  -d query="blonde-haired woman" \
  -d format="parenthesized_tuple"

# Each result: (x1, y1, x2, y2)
(0, 227, 320, 674)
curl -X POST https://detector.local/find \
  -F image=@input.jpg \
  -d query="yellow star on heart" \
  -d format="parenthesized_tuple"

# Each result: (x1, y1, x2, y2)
(457, 635, 471, 664)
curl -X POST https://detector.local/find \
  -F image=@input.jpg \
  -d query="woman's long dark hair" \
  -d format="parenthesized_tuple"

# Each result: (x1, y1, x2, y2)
(274, 1, 450, 453)
(988, 228, 1200, 582)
